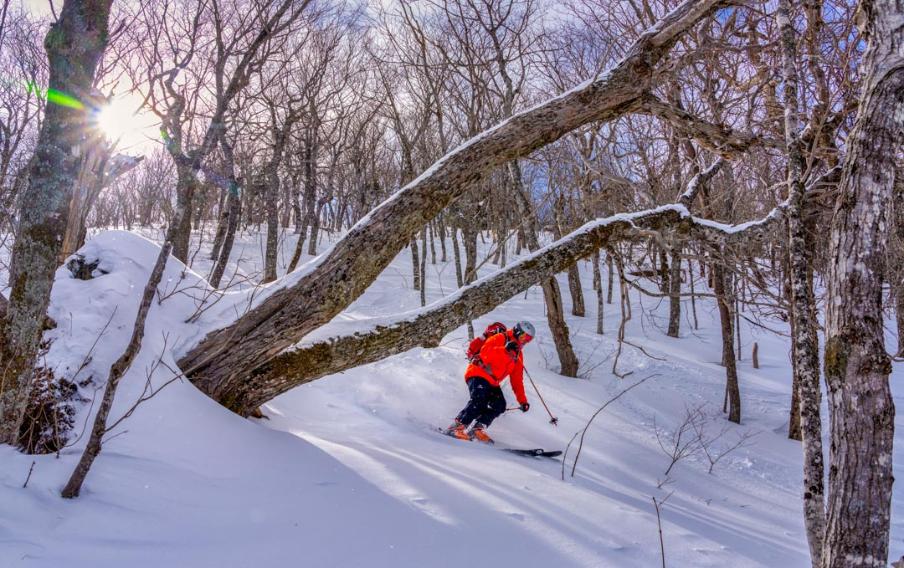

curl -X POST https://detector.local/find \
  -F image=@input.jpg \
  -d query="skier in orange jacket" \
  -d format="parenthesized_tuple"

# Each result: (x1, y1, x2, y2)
(446, 321, 536, 443)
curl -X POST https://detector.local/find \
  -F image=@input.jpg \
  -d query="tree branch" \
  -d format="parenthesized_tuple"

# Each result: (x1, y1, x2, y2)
(231, 203, 787, 409)
(638, 93, 779, 157)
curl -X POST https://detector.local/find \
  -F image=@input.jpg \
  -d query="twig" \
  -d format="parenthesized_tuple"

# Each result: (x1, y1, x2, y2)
(23, 461, 35, 488)
(566, 374, 658, 478)
(652, 493, 674, 568)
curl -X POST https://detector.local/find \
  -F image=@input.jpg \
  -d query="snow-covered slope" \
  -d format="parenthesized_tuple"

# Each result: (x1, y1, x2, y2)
(1, 227, 901, 567)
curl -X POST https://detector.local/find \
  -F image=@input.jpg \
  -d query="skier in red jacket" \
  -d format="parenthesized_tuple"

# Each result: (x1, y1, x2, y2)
(446, 321, 536, 444)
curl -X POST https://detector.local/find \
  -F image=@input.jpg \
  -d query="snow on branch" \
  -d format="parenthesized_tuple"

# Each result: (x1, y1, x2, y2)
(233, 203, 792, 410)
(677, 158, 726, 208)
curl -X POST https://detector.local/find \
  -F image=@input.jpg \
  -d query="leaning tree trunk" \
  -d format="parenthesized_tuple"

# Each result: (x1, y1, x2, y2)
(200, 205, 755, 407)
(821, 0, 901, 564)
(0, 0, 114, 446)
(777, 0, 826, 563)
(177, 0, 735, 410)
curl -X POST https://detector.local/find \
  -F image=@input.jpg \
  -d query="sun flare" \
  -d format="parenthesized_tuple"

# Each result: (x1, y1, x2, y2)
(94, 92, 159, 152)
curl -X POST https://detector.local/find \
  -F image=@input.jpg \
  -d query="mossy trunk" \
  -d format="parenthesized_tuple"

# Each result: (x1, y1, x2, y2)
(0, 0, 114, 446)
(821, 0, 901, 562)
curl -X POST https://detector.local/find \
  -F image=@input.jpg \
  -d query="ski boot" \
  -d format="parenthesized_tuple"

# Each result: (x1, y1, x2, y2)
(470, 423, 494, 444)
(444, 420, 472, 441)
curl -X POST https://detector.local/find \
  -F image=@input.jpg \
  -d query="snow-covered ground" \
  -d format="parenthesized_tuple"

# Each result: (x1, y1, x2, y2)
(1, 225, 902, 567)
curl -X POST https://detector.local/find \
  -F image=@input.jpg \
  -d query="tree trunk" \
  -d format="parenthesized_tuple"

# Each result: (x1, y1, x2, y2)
(0, 0, 114, 445)
(307, 205, 321, 256)
(667, 248, 681, 337)
(897, 289, 904, 357)
(606, 253, 614, 304)
(462, 226, 478, 284)
(263, 172, 280, 283)
(410, 237, 421, 290)
(821, 0, 901, 563)
(169, 163, 198, 263)
(510, 161, 579, 376)
(593, 251, 604, 334)
(713, 262, 740, 423)
(429, 222, 437, 265)
(438, 218, 448, 262)
(777, 0, 827, 560)
(203, 206, 713, 405)
(209, 140, 242, 289)
(451, 226, 463, 288)
(210, 189, 229, 262)
(420, 227, 427, 307)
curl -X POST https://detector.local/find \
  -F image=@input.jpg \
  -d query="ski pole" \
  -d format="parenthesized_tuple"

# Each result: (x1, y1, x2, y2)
(524, 367, 558, 426)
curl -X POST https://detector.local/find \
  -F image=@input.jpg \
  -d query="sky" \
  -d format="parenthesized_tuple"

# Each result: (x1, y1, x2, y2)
(21, 0, 52, 16)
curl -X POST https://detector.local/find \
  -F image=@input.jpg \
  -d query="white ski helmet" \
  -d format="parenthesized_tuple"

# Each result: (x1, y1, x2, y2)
(513, 320, 536, 342)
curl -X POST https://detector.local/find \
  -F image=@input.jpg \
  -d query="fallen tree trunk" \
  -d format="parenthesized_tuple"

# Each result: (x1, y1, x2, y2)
(218, 203, 788, 413)
(179, 0, 736, 408)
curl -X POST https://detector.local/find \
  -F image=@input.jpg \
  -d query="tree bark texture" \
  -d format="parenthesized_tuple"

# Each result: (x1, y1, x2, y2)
(0, 0, 114, 445)
(821, 0, 901, 564)
(777, 0, 826, 562)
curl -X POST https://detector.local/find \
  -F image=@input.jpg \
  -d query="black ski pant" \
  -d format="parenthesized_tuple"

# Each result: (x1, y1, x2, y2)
(456, 377, 506, 427)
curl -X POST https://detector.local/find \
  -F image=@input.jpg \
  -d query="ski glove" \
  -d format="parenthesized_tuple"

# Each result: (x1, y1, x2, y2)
(505, 340, 519, 354)
(520, 402, 530, 413)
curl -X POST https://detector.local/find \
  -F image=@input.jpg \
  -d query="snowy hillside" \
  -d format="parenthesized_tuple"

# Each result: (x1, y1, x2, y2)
(1, 227, 902, 567)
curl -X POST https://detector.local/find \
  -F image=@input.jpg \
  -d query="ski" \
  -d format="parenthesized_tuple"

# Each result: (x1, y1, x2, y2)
(435, 427, 561, 458)
(501, 448, 562, 459)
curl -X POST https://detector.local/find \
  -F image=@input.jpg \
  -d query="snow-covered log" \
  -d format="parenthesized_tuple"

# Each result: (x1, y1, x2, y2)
(222, 204, 791, 411)
(178, 0, 738, 410)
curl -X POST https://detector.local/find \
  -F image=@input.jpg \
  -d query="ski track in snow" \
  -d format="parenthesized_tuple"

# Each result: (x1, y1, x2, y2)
(0, 226, 901, 567)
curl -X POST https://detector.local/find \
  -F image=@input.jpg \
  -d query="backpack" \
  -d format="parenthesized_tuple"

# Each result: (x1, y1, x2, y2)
(466, 322, 507, 361)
